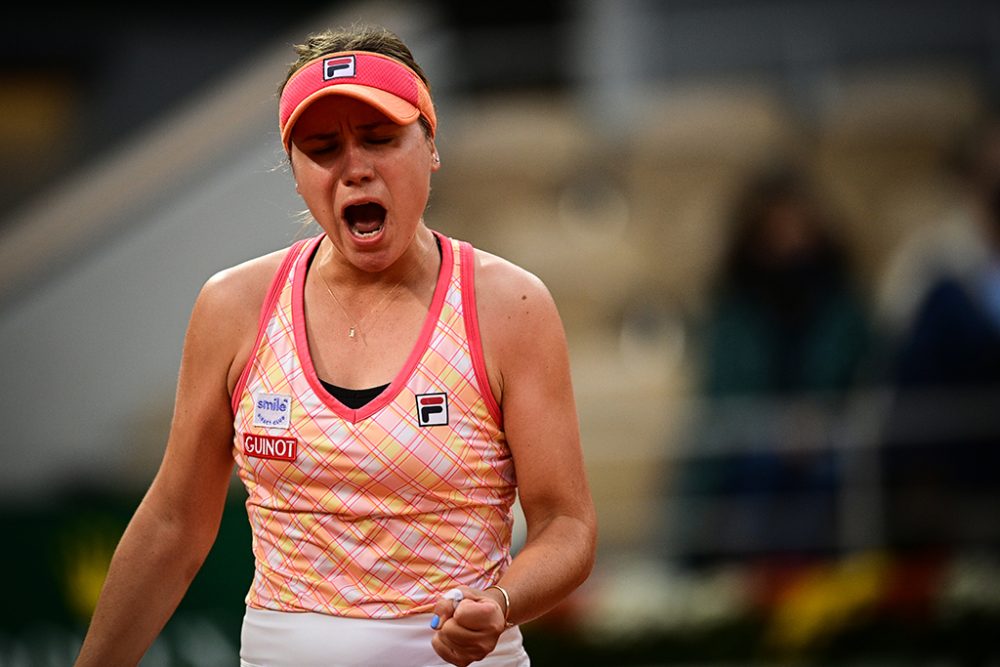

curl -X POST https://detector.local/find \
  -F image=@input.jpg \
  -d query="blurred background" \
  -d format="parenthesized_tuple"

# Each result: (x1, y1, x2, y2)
(3, 0, 1000, 664)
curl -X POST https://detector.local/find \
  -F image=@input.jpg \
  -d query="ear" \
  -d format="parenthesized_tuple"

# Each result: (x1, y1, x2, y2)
(429, 140, 441, 172)
(288, 156, 300, 191)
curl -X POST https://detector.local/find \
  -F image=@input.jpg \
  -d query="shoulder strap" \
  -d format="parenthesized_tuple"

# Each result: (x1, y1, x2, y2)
(229, 237, 315, 412)
(459, 240, 502, 426)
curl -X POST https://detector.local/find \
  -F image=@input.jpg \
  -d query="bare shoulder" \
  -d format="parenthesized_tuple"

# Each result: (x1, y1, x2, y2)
(198, 246, 290, 316)
(472, 247, 569, 398)
(187, 245, 298, 391)
(472, 247, 560, 330)
(475, 249, 554, 308)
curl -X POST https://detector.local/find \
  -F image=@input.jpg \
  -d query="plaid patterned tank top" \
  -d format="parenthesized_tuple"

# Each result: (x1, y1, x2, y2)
(230, 232, 514, 618)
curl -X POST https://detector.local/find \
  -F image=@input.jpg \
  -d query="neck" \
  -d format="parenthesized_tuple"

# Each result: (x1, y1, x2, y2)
(321, 227, 438, 291)
(310, 227, 441, 344)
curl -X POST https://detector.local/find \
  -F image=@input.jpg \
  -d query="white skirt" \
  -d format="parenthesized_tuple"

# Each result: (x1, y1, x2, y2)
(240, 606, 530, 667)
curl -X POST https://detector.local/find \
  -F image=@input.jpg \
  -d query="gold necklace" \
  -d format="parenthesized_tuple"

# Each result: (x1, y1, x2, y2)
(316, 245, 427, 341)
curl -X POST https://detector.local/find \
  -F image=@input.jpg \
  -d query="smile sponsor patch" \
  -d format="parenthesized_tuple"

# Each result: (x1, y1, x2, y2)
(253, 392, 292, 429)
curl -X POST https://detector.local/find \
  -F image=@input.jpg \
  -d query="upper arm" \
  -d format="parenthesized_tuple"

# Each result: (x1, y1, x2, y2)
(476, 253, 595, 534)
(142, 256, 276, 539)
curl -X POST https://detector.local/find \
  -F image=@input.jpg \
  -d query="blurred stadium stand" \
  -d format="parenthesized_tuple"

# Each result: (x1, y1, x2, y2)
(2, 0, 1000, 664)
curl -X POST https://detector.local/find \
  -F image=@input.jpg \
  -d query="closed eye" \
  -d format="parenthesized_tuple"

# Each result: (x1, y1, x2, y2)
(296, 132, 341, 156)
(310, 143, 340, 154)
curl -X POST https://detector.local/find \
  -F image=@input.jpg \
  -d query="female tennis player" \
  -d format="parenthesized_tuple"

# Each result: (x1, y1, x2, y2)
(74, 22, 597, 667)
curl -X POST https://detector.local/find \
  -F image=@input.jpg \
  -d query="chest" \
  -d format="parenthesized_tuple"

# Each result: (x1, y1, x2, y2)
(305, 278, 437, 388)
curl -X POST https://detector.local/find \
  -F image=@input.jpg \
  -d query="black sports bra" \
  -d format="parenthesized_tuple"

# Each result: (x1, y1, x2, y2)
(320, 380, 390, 409)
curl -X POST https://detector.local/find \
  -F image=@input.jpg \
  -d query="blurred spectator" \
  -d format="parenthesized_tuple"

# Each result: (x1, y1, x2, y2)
(875, 114, 1000, 339)
(700, 165, 872, 398)
(666, 163, 874, 564)
(879, 115, 1000, 553)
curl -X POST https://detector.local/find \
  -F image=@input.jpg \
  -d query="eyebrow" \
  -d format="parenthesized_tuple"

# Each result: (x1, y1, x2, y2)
(301, 121, 397, 142)
(302, 131, 340, 142)
(357, 120, 398, 131)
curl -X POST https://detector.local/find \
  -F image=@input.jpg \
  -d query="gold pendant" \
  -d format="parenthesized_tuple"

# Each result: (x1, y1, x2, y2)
(349, 327, 356, 338)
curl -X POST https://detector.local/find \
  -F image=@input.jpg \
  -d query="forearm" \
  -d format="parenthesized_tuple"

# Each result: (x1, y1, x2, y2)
(491, 512, 596, 626)
(74, 497, 219, 666)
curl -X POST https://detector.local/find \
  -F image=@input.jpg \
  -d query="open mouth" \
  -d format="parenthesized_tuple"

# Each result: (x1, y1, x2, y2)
(344, 202, 387, 238)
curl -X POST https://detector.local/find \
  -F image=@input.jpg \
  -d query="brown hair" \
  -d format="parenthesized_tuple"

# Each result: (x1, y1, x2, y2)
(279, 23, 433, 137)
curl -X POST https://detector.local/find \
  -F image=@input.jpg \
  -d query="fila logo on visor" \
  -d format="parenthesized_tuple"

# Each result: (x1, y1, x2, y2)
(324, 55, 356, 80)
(416, 392, 449, 427)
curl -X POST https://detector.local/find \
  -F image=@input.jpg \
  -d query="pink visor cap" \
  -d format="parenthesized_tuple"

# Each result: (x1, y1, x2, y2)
(278, 51, 436, 152)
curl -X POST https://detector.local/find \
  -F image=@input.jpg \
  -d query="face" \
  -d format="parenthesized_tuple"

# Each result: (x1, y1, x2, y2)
(288, 95, 439, 272)
(755, 199, 819, 265)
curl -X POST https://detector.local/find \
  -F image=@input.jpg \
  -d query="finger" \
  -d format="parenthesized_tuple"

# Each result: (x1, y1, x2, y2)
(436, 602, 503, 659)
(430, 588, 464, 630)
(431, 632, 474, 667)
(453, 598, 505, 632)
(434, 631, 495, 666)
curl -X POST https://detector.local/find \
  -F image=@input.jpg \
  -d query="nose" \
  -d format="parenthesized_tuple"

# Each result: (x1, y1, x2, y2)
(341, 139, 374, 186)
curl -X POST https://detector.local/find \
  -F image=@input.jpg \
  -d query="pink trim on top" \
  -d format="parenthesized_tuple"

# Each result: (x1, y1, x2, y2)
(230, 239, 312, 414)
(459, 241, 503, 428)
(291, 231, 455, 424)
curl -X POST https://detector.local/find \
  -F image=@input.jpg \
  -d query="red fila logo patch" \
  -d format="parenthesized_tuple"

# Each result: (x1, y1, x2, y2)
(323, 55, 356, 80)
(243, 433, 298, 461)
(416, 392, 449, 427)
